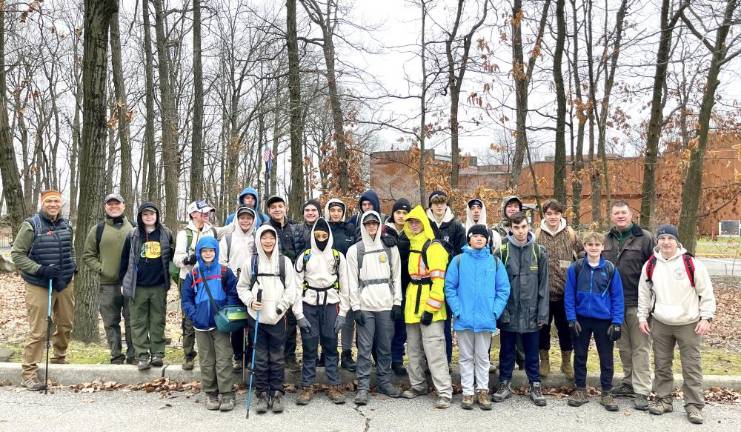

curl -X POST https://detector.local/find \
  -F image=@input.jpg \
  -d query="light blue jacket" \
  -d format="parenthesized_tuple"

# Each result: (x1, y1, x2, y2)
(445, 245, 511, 332)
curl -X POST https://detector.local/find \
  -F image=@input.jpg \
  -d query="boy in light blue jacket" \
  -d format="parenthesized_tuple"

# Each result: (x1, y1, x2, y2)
(445, 225, 511, 410)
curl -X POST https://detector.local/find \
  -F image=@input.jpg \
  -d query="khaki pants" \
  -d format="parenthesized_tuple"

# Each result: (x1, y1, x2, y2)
(22, 281, 75, 380)
(195, 329, 234, 395)
(406, 321, 452, 399)
(617, 307, 652, 395)
(652, 319, 704, 410)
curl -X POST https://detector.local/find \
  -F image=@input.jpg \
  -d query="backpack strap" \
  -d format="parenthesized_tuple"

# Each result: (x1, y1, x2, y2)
(645, 255, 657, 285)
(95, 222, 105, 251)
(250, 254, 286, 288)
(682, 253, 696, 288)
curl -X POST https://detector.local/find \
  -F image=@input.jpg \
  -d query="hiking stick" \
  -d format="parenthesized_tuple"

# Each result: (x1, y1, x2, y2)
(245, 290, 262, 419)
(43, 278, 53, 394)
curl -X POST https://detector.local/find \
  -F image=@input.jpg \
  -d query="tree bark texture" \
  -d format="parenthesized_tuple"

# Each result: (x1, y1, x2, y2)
(190, 0, 204, 200)
(552, 0, 567, 204)
(109, 10, 132, 219)
(287, 0, 304, 220)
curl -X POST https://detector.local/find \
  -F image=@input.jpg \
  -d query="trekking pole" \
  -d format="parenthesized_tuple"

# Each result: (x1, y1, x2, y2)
(245, 290, 262, 419)
(44, 278, 53, 394)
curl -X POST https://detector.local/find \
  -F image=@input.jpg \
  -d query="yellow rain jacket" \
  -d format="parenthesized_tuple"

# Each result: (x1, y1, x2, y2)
(403, 205, 449, 324)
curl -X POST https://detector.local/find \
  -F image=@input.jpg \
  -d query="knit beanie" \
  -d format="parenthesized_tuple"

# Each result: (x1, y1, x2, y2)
(467, 224, 490, 242)
(656, 224, 679, 241)
(392, 198, 412, 214)
(313, 218, 330, 233)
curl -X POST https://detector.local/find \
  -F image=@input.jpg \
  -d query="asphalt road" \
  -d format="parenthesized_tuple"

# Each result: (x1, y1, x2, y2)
(698, 257, 741, 277)
(1, 387, 739, 432)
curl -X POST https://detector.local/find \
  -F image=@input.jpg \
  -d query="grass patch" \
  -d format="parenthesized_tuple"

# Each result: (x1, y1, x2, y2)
(0, 340, 186, 365)
(696, 237, 741, 257)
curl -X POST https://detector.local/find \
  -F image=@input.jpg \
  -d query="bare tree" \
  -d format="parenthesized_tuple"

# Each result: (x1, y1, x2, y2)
(287, 0, 304, 219)
(191, 0, 204, 200)
(110, 8, 132, 218)
(552, 0, 567, 204)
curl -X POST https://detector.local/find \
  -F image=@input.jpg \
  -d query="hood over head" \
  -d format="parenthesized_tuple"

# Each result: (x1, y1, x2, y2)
(237, 187, 260, 210)
(255, 224, 280, 261)
(195, 236, 220, 271)
(310, 217, 334, 253)
(465, 198, 488, 232)
(500, 195, 523, 219)
(357, 190, 381, 213)
(324, 198, 347, 222)
(137, 202, 161, 231)
(359, 210, 383, 247)
(404, 205, 435, 242)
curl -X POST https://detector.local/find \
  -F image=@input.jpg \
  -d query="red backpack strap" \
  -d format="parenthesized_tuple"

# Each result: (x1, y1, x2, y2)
(645, 255, 657, 283)
(682, 254, 696, 288)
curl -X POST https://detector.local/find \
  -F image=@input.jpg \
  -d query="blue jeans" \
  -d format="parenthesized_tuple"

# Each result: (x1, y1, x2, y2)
(499, 330, 540, 383)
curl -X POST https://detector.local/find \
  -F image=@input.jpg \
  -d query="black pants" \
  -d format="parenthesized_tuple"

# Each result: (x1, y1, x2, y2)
(539, 299, 573, 352)
(573, 316, 614, 391)
(284, 310, 297, 362)
(231, 329, 245, 363)
(499, 330, 540, 383)
(249, 316, 287, 395)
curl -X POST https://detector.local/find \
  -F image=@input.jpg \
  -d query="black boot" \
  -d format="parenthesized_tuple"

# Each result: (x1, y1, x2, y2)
(341, 350, 356, 372)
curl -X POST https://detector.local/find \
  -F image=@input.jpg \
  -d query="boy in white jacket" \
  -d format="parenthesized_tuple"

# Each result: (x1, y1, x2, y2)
(346, 211, 403, 405)
(295, 218, 350, 405)
(237, 225, 309, 415)
(637, 224, 715, 425)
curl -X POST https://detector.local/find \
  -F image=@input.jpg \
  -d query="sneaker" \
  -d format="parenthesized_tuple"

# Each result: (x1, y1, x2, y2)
(150, 354, 164, 367)
(648, 397, 674, 415)
(296, 387, 313, 405)
(434, 396, 451, 409)
(232, 358, 243, 374)
(392, 362, 407, 376)
(567, 387, 589, 407)
(477, 390, 493, 411)
(600, 392, 619, 412)
(341, 350, 356, 372)
(611, 382, 634, 397)
(255, 393, 269, 414)
(378, 384, 401, 398)
(182, 357, 195, 371)
(529, 382, 547, 407)
(21, 376, 46, 391)
(633, 393, 649, 411)
(137, 359, 151, 371)
(326, 385, 346, 405)
(354, 389, 369, 405)
(271, 391, 284, 413)
(492, 381, 512, 403)
(461, 395, 475, 410)
(401, 387, 428, 399)
(205, 393, 220, 410)
(219, 394, 235, 412)
(111, 356, 125, 365)
(686, 406, 704, 424)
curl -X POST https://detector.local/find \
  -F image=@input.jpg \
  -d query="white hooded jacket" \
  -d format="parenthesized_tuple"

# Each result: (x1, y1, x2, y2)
(346, 211, 402, 312)
(295, 218, 350, 315)
(236, 225, 303, 325)
(637, 245, 716, 326)
(464, 199, 502, 252)
(219, 209, 257, 276)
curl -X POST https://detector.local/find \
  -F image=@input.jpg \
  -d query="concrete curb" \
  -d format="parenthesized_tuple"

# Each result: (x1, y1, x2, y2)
(2, 362, 741, 391)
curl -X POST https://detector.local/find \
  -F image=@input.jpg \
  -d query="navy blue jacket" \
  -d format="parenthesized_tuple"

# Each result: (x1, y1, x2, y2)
(564, 257, 624, 325)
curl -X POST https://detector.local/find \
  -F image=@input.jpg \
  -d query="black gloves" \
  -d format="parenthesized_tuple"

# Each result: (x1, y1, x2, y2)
(607, 324, 622, 342)
(184, 254, 197, 266)
(354, 312, 366, 327)
(391, 305, 403, 322)
(569, 320, 582, 337)
(37, 264, 60, 279)
(420, 312, 433, 326)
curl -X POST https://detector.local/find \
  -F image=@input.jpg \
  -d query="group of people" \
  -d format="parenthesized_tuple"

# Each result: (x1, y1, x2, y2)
(11, 187, 716, 424)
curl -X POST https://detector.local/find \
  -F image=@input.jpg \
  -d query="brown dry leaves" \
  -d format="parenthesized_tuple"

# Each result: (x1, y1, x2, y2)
(705, 280, 741, 352)
(67, 378, 201, 396)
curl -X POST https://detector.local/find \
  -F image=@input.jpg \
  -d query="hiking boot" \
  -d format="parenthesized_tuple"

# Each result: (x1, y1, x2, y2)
(434, 396, 451, 409)
(477, 390, 492, 410)
(401, 387, 428, 399)
(492, 381, 512, 402)
(354, 389, 369, 405)
(111, 356, 125, 365)
(392, 361, 407, 376)
(150, 354, 164, 367)
(326, 385, 346, 404)
(271, 391, 284, 413)
(232, 358, 242, 374)
(182, 357, 195, 371)
(205, 392, 220, 410)
(560, 350, 574, 380)
(611, 382, 634, 397)
(648, 397, 674, 415)
(634, 393, 649, 411)
(22, 376, 46, 391)
(219, 394, 235, 412)
(255, 392, 269, 414)
(50, 357, 68, 365)
(378, 383, 401, 398)
(137, 358, 151, 371)
(529, 382, 547, 407)
(341, 350, 356, 372)
(125, 357, 137, 365)
(539, 350, 550, 378)
(686, 406, 704, 424)
(461, 395, 475, 410)
(568, 387, 589, 407)
(600, 392, 619, 412)
(296, 387, 314, 405)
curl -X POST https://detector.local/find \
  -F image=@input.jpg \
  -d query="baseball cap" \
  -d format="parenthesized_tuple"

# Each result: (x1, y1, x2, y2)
(104, 193, 124, 204)
(187, 199, 214, 214)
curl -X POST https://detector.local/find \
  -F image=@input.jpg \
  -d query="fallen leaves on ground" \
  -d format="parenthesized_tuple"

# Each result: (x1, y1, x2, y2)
(66, 378, 201, 396)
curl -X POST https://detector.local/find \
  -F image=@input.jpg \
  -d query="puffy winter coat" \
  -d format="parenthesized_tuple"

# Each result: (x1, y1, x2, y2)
(324, 198, 355, 255)
(181, 237, 240, 330)
(426, 206, 466, 259)
(445, 245, 510, 332)
(267, 217, 300, 261)
(404, 205, 449, 324)
(564, 257, 624, 324)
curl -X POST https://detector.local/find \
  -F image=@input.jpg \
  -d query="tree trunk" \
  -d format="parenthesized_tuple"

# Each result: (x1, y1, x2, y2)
(569, 0, 585, 226)
(553, 0, 567, 204)
(190, 0, 204, 200)
(287, 0, 304, 220)
(679, 0, 737, 254)
(74, 0, 118, 343)
(0, 5, 26, 234)
(152, 0, 180, 228)
(142, 0, 158, 204)
(109, 10, 132, 219)
(418, 0, 429, 205)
